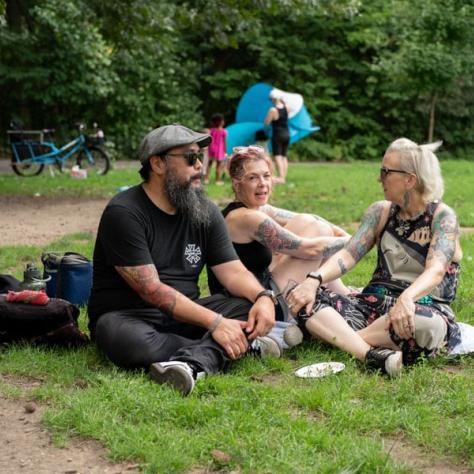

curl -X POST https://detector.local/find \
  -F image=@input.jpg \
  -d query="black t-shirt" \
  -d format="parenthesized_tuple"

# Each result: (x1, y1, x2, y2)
(88, 185, 238, 328)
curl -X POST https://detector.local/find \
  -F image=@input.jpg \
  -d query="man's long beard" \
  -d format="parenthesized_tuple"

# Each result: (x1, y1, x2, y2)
(165, 172, 211, 228)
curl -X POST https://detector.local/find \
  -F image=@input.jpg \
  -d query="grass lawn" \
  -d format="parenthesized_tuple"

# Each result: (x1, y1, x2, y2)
(1, 160, 473, 473)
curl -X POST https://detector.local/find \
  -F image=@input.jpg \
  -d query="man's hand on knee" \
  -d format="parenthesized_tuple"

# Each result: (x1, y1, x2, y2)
(211, 318, 248, 359)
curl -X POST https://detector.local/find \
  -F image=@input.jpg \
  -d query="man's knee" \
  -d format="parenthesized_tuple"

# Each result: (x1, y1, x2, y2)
(95, 312, 156, 369)
(414, 313, 447, 350)
(199, 293, 252, 321)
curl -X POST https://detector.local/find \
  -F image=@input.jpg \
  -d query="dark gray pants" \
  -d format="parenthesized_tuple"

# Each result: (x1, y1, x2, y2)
(93, 293, 251, 374)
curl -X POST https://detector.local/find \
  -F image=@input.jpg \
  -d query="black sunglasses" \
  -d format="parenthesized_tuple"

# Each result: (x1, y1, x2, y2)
(379, 167, 411, 179)
(165, 151, 204, 166)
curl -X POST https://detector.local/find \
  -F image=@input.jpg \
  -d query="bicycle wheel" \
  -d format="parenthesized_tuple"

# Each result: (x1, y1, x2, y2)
(77, 147, 110, 176)
(11, 160, 44, 177)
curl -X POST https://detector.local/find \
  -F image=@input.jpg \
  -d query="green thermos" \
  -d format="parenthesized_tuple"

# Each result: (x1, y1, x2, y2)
(19, 263, 49, 292)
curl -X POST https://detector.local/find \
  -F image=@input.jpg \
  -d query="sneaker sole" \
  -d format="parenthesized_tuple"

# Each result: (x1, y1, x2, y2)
(149, 363, 194, 395)
(385, 351, 403, 378)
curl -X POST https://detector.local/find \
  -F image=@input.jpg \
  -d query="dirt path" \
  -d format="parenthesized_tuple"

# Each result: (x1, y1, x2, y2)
(0, 396, 140, 474)
(0, 196, 109, 246)
(0, 375, 139, 474)
(1, 196, 473, 248)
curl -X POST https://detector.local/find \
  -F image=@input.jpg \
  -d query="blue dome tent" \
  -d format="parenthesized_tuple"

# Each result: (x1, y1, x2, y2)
(225, 82, 320, 154)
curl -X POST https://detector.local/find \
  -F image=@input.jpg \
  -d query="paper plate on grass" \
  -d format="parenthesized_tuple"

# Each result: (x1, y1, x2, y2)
(295, 362, 345, 378)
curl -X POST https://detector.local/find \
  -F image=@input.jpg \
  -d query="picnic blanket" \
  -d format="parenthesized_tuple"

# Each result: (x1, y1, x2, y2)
(450, 322, 474, 356)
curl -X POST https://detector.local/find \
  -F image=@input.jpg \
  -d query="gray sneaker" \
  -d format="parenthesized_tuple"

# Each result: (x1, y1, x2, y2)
(283, 324, 304, 348)
(365, 348, 403, 377)
(149, 361, 196, 395)
(249, 336, 282, 358)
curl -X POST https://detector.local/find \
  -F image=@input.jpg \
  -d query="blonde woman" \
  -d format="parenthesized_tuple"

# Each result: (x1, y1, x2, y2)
(286, 138, 463, 377)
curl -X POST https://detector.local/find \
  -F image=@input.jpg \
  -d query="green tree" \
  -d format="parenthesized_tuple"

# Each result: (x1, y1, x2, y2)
(376, 0, 474, 142)
(0, 0, 115, 133)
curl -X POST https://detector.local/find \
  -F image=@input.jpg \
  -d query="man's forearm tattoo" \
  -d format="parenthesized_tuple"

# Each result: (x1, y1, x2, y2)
(118, 265, 177, 315)
(427, 208, 458, 264)
(255, 218, 302, 251)
(345, 202, 383, 261)
(322, 240, 345, 259)
(337, 258, 348, 275)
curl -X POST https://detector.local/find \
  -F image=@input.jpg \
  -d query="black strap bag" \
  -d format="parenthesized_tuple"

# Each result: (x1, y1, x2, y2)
(0, 294, 89, 347)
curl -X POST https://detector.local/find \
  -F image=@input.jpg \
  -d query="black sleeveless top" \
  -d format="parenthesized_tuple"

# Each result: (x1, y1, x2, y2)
(368, 202, 460, 304)
(208, 202, 273, 294)
(271, 106, 289, 140)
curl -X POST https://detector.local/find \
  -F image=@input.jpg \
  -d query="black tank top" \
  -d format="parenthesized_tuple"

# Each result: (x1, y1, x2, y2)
(207, 202, 273, 294)
(272, 105, 289, 139)
(368, 202, 460, 304)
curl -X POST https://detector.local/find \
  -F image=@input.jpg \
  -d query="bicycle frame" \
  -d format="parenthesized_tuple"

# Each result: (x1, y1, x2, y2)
(10, 134, 97, 167)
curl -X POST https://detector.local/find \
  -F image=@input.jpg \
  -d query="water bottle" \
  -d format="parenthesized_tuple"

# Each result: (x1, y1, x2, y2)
(20, 263, 49, 292)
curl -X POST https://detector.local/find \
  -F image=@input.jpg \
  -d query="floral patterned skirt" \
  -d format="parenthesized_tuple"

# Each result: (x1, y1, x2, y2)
(299, 287, 461, 364)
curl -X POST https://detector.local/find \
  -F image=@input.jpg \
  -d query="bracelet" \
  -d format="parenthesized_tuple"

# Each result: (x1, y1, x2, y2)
(209, 313, 223, 333)
(306, 272, 323, 285)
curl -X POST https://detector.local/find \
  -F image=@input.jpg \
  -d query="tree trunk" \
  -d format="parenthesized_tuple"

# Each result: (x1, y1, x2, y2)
(6, 0, 33, 32)
(428, 93, 438, 142)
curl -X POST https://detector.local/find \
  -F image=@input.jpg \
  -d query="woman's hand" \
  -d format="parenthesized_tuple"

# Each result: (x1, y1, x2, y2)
(385, 293, 415, 340)
(286, 278, 320, 317)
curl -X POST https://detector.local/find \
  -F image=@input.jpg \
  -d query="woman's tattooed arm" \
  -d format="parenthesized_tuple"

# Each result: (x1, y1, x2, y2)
(322, 240, 346, 259)
(115, 264, 177, 315)
(427, 207, 459, 266)
(254, 218, 302, 251)
(345, 202, 384, 263)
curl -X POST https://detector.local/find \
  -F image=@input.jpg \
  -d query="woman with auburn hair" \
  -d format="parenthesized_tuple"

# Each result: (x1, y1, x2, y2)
(208, 145, 351, 324)
(286, 138, 463, 377)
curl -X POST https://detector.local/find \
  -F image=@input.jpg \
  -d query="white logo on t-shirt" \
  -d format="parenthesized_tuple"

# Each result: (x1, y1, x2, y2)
(185, 244, 202, 265)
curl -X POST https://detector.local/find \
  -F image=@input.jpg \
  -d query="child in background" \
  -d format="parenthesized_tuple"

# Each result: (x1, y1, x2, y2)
(205, 114, 228, 185)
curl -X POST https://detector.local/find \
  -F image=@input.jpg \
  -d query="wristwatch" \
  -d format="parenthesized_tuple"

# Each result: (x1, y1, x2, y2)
(306, 272, 323, 285)
(255, 289, 278, 305)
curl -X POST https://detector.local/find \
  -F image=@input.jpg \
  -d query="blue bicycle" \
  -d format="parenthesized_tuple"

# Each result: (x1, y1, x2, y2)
(7, 123, 110, 177)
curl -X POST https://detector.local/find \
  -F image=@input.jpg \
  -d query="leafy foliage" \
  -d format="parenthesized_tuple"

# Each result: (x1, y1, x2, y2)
(1, 0, 474, 158)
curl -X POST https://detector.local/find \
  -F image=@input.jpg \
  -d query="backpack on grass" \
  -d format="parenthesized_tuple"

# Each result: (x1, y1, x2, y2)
(0, 292, 89, 347)
(41, 252, 93, 306)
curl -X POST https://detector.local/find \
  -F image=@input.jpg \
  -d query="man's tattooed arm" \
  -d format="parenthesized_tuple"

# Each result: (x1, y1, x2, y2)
(345, 201, 384, 263)
(254, 218, 302, 251)
(115, 264, 177, 315)
(427, 207, 459, 266)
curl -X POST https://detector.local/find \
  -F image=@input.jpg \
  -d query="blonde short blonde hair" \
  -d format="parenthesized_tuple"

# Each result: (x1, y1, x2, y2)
(386, 138, 444, 203)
